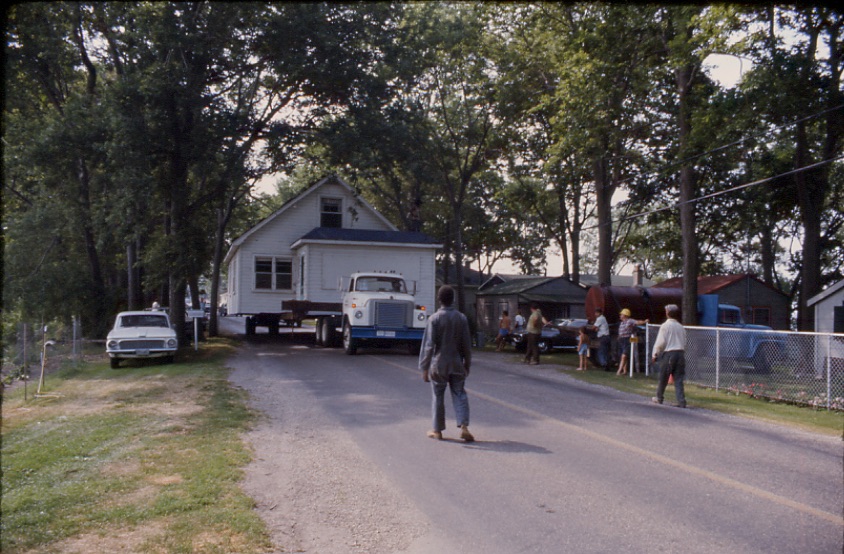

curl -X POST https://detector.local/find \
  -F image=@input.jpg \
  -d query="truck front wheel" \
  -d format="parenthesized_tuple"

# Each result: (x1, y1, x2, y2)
(343, 323, 358, 355)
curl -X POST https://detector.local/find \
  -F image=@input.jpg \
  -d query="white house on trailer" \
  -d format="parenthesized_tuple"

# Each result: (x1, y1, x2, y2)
(223, 175, 441, 333)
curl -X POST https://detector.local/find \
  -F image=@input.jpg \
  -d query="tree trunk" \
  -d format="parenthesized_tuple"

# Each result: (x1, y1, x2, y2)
(795, 120, 822, 331)
(676, 63, 699, 326)
(593, 156, 613, 286)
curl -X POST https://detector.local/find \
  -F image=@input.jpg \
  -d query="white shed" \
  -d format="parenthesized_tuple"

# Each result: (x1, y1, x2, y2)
(223, 175, 441, 328)
(807, 280, 844, 333)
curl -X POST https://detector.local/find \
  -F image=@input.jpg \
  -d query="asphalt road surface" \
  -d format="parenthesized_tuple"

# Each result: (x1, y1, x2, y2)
(222, 317, 844, 554)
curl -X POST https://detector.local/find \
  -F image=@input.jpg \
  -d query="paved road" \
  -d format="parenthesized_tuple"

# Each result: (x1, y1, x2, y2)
(222, 317, 844, 554)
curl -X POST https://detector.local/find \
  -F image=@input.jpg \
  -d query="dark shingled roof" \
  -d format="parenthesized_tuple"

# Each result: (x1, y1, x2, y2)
(297, 227, 440, 245)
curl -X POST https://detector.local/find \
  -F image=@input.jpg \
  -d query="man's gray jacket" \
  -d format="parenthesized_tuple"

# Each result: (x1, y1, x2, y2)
(418, 306, 472, 381)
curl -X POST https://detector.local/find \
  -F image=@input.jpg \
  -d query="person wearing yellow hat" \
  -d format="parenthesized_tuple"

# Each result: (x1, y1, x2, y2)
(617, 308, 647, 375)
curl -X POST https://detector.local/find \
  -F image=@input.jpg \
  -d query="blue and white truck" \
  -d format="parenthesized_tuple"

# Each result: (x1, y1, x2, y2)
(283, 272, 428, 355)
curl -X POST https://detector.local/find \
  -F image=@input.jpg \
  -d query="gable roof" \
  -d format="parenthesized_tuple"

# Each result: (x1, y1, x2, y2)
(807, 279, 844, 307)
(292, 227, 440, 248)
(653, 274, 788, 297)
(476, 275, 587, 304)
(477, 276, 556, 295)
(224, 175, 397, 265)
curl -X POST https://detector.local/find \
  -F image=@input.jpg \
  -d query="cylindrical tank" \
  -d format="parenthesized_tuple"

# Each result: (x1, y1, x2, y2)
(584, 286, 684, 325)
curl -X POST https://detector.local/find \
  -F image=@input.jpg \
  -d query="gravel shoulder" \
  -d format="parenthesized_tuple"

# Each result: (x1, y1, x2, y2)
(224, 320, 449, 554)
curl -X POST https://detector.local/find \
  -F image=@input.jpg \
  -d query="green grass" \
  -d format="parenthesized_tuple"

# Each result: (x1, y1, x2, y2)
(526, 351, 844, 437)
(1, 338, 273, 554)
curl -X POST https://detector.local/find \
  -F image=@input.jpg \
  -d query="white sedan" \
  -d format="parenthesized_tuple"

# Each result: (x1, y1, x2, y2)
(106, 311, 178, 368)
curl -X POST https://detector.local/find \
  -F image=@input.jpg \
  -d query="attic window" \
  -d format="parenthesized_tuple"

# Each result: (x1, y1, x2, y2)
(321, 197, 342, 228)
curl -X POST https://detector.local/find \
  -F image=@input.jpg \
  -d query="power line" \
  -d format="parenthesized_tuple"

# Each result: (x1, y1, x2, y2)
(617, 103, 844, 191)
(602, 154, 844, 231)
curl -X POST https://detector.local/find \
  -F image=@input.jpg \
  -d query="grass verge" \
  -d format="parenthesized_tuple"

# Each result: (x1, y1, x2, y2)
(1, 338, 272, 554)
(528, 351, 844, 437)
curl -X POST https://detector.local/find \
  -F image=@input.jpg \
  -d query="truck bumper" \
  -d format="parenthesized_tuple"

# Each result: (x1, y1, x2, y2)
(351, 327, 424, 341)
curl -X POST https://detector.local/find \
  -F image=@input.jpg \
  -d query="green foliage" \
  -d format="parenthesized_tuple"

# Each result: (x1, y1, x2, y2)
(3, 3, 841, 334)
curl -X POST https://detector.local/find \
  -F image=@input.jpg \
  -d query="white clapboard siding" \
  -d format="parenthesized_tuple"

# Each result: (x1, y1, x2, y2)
(224, 176, 438, 316)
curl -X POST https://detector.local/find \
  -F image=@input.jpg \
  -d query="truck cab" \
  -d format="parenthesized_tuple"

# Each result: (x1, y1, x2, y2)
(698, 295, 785, 373)
(340, 272, 428, 355)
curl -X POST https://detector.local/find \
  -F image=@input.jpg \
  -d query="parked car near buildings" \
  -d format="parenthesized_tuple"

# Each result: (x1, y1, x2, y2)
(106, 311, 178, 368)
(506, 318, 591, 354)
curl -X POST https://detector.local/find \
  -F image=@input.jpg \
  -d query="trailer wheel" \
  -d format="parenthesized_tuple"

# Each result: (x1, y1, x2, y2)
(314, 319, 324, 346)
(245, 317, 256, 336)
(322, 318, 337, 347)
(343, 322, 358, 355)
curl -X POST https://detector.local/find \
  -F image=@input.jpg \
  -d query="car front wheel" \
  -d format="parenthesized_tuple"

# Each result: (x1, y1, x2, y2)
(537, 339, 550, 354)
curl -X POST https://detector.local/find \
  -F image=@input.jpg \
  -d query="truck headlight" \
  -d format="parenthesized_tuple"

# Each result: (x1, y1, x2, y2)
(167, 339, 177, 348)
(107, 340, 118, 349)
(354, 310, 363, 319)
(417, 312, 426, 321)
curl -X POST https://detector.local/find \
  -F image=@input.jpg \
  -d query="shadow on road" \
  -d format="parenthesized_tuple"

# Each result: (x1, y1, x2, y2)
(441, 439, 552, 454)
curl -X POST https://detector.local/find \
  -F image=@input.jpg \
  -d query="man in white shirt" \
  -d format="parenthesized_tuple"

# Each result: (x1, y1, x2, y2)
(651, 304, 686, 408)
(591, 308, 611, 370)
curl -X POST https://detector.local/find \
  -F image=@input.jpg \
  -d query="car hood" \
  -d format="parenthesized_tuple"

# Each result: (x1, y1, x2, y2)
(107, 327, 177, 340)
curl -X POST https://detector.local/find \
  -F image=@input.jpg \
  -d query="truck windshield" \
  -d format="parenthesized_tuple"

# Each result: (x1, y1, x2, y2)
(355, 277, 406, 293)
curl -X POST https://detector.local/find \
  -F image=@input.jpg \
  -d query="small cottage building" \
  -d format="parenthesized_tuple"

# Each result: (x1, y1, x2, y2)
(807, 280, 844, 333)
(653, 274, 791, 330)
(474, 276, 588, 336)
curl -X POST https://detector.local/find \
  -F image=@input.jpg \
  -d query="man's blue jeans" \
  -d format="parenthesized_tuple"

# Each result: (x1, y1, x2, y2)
(598, 335, 611, 368)
(431, 374, 469, 432)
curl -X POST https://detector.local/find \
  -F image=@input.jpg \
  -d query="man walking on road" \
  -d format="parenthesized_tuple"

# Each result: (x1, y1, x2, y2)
(420, 285, 474, 442)
(651, 304, 687, 408)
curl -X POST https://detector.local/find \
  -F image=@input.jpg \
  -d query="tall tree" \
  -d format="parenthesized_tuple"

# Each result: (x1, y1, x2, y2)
(741, 6, 843, 330)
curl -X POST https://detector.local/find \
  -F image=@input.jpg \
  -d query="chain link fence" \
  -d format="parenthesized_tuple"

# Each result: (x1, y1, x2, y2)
(641, 325, 844, 411)
(2, 318, 103, 390)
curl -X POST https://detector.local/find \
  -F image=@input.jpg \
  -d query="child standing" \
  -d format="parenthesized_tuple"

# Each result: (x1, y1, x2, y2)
(495, 310, 512, 351)
(577, 327, 589, 370)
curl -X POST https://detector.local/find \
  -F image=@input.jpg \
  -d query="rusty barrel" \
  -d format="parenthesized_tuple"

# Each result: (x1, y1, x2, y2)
(584, 286, 684, 325)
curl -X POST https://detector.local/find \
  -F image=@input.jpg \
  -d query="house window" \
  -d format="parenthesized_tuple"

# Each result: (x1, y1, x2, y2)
(255, 257, 293, 290)
(321, 197, 342, 228)
(750, 307, 771, 327)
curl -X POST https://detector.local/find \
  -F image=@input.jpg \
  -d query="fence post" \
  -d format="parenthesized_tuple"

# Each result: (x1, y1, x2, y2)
(827, 334, 832, 410)
(72, 316, 78, 360)
(715, 328, 721, 392)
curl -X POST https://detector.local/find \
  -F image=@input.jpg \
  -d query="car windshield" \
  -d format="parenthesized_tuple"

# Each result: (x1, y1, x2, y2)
(120, 314, 169, 328)
(355, 277, 406, 293)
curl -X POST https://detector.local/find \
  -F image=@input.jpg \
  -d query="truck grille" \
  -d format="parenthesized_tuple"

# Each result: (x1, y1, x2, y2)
(117, 339, 166, 350)
(373, 301, 410, 328)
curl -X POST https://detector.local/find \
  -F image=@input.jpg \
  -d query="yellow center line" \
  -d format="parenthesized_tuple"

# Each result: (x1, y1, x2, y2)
(375, 355, 844, 526)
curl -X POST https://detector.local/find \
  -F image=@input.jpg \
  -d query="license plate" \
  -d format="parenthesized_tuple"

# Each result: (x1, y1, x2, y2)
(136, 349, 150, 356)
(376, 331, 396, 338)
